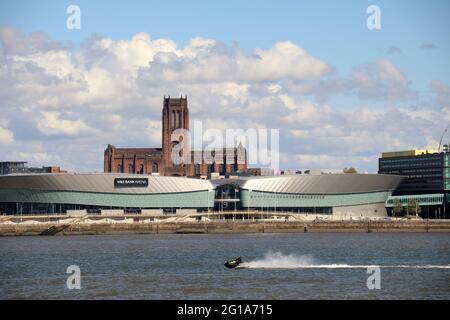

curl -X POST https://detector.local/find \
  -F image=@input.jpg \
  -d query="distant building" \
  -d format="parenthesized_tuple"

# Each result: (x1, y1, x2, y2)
(0, 172, 400, 218)
(378, 149, 449, 218)
(104, 96, 248, 177)
(242, 168, 275, 176)
(0, 162, 63, 175)
(104, 146, 163, 175)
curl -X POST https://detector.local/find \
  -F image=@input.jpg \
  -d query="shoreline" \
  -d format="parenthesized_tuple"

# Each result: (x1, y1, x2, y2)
(1, 220, 450, 236)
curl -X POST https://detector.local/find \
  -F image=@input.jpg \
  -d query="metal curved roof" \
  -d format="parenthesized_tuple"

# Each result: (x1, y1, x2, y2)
(0, 173, 214, 194)
(241, 174, 402, 194)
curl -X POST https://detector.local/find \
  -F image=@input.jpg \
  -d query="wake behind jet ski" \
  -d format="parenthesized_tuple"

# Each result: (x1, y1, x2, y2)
(224, 256, 243, 269)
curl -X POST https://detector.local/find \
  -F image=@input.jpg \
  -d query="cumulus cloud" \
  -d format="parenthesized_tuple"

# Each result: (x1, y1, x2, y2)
(431, 80, 450, 108)
(283, 59, 416, 102)
(137, 40, 331, 85)
(0, 27, 447, 172)
(37, 111, 94, 136)
(0, 125, 14, 144)
(0, 27, 65, 55)
(351, 59, 417, 101)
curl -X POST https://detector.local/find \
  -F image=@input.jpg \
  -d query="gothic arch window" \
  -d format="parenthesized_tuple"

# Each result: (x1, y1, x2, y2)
(117, 164, 122, 173)
(174, 111, 178, 128)
(171, 111, 176, 128)
(139, 164, 144, 174)
(152, 162, 159, 173)
(128, 164, 133, 174)
(195, 164, 200, 175)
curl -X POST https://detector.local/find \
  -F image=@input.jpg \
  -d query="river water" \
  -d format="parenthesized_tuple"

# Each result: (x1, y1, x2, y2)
(0, 233, 449, 299)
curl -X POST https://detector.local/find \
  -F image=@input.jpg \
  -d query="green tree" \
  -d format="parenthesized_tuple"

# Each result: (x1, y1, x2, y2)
(343, 167, 358, 173)
(407, 199, 422, 217)
(393, 199, 403, 217)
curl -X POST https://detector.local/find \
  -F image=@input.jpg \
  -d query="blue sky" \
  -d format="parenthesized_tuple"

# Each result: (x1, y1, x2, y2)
(2, 0, 449, 78)
(0, 0, 449, 172)
(1, 1, 448, 116)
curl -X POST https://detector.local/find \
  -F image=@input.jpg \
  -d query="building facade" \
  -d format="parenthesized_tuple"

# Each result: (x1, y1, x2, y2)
(104, 96, 247, 177)
(0, 174, 215, 214)
(214, 173, 401, 218)
(0, 162, 62, 175)
(104, 146, 164, 176)
(0, 173, 401, 219)
(379, 149, 450, 218)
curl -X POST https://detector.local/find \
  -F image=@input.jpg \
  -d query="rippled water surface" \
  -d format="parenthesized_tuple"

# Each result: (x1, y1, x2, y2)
(1, 233, 449, 299)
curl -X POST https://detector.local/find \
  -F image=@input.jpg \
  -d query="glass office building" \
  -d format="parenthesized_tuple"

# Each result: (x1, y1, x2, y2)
(379, 149, 450, 218)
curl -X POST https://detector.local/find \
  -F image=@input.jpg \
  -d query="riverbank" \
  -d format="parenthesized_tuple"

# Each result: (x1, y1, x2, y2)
(1, 220, 450, 236)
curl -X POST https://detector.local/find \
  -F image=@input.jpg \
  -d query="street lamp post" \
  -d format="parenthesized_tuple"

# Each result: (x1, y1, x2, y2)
(208, 189, 214, 221)
(274, 192, 277, 216)
(248, 189, 252, 221)
(260, 195, 263, 221)
(234, 187, 237, 221)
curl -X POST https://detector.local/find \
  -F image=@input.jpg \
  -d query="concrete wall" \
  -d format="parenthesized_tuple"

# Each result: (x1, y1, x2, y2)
(176, 209, 197, 215)
(332, 202, 387, 220)
(141, 209, 164, 216)
(66, 210, 87, 217)
(1, 220, 450, 236)
(100, 209, 124, 216)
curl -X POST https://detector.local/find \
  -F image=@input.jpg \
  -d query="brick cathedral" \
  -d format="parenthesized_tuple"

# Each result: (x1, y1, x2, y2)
(104, 96, 247, 177)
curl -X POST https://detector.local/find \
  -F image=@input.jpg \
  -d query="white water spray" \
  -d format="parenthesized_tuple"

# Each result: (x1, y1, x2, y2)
(239, 251, 450, 269)
(240, 251, 317, 269)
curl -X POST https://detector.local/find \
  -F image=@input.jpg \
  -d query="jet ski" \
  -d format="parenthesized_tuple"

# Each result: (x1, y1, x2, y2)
(224, 256, 243, 269)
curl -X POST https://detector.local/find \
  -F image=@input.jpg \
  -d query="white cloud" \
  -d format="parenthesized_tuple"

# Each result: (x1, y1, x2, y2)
(37, 111, 93, 136)
(0, 125, 14, 144)
(146, 119, 163, 145)
(352, 59, 417, 100)
(137, 40, 331, 85)
(284, 59, 418, 102)
(0, 27, 446, 172)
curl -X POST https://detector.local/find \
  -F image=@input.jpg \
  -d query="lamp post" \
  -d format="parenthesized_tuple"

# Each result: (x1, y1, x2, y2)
(274, 192, 277, 216)
(208, 189, 214, 221)
(444, 201, 446, 219)
(248, 189, 252, 221)
(260, 195, 263, 221)
(234, 187, 237, 221)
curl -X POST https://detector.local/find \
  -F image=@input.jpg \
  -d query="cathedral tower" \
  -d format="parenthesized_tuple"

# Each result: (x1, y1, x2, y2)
(162, 96, 189, 176)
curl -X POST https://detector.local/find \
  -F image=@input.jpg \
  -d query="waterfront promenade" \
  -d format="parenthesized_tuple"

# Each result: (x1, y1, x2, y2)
(1, 212, 450, 236)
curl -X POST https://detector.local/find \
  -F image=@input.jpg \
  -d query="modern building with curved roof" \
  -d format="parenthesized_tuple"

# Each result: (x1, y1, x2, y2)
(0, 172, 402, 218)
(0, 173, 215, 214)
(236, 174, 402, 218)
